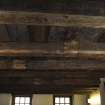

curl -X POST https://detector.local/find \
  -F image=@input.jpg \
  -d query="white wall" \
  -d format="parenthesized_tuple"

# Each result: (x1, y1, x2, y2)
(32, 94, 87, 105)
(0, 94, 12, 105)
(88, 91, 101, 105)
(32, 94, 53, 105)
(0, 94, 88, 105)
(73, 94, 87, 105)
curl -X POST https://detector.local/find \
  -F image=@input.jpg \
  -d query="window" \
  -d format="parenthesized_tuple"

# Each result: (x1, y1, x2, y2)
(54, 96, 72, 105)
(13, 96, 31, 105)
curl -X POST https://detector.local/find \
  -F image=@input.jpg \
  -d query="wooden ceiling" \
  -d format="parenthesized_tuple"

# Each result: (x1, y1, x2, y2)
(0, 0, 105, 94)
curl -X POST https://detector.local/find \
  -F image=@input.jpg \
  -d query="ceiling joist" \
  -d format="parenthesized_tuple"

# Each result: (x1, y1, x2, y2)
(0, 11, 105, 28)
(0, 59, 105, 70)
(0, 42, 105, 60)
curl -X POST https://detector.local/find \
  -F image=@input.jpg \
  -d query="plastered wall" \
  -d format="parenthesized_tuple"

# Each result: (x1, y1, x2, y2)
(32, 94, 53, 105)
(0, 94, 12, 105)
(0, 94, 87, 105)
(73, 94, 87, 105)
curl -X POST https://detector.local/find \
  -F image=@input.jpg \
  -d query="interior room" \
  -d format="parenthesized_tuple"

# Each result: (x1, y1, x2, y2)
(0, 0, 105, 105)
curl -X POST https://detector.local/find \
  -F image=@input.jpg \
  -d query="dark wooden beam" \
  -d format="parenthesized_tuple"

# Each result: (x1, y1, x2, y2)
(0, 70, 104, 83)
(0, 59, 105, 70)
(0, 11, 105, 28)
(0, 69, 101, 93)
(0, 42, 105, 60)
(0, 69, 104, 77)
(0, 42, 64, 57)
(0, 0, 104, 17)
(27, 59, 105, 70)
(0, 84, 98, 94)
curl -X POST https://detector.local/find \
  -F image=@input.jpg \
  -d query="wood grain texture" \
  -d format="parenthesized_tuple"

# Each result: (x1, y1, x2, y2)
(0, 11, 105, 28)
(0, 69, 101, 93)
(0, 42, 104, 60)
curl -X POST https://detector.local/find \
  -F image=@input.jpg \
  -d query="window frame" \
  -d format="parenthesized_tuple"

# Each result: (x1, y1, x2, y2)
(54, 95, 72, 105)
(12, 94, 32, 105)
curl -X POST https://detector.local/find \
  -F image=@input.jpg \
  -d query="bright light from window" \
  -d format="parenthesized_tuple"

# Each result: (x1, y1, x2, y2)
(14, 96, 31, 105)
(88, 95, 101, 105)
(55, 97, 71, 105)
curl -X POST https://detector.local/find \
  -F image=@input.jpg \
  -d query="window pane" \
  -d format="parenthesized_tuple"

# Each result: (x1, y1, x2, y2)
(15, 104, 19, 105)
(55, 104, 59, 105)
(65, 104, 70, 105)
(25, 104, 30, 105)
(60, 104, 64, 105)
(60, 97, 64, 103)
(25, 97, 30, 103)
(15, 97, 20, 103)
(20, 104, 24, 105)
(20, 97, 25, 103)
(65, 98, 70, 103)
(55, 97, 59, 103)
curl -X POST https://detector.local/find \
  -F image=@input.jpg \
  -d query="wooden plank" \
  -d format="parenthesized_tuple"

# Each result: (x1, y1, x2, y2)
(0, 68, 100, 93)
(27, 59, 105, 70)
(0, 84, 97, 94)
(0, 42, 105, 60)
(0, 78, 98, 86)
(6, 24, 17, 41)
(0, 11, 105, 28)
(0, 42, 64, 57)
(28, 26, 48, 42)
(0, 25, 10, 41)
(1, 59, 105, 70)
(16, 25, 29, 42)
(0, 69, 101, 93)
(0, 69, 104, 79)
(0, 71, 99, 86)
(13, 59, 105, 70)
(6, 24, 29, 42)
